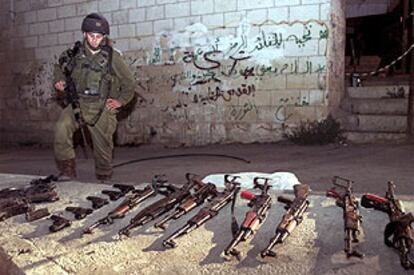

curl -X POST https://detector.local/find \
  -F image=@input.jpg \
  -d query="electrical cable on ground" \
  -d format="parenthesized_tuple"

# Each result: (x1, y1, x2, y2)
(113, 153, 251, 169)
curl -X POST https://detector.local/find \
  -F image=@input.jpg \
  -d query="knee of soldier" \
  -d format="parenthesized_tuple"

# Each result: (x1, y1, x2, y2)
(54, 117, 75, 141)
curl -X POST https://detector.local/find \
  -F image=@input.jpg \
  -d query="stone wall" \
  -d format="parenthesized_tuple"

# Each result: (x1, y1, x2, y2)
(0, 0, 344, 147)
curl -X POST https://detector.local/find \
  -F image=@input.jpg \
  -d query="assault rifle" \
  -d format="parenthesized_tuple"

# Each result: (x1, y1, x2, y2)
(58, 41, 88, 158)
(83, 182, 158, 234)
(118, 174, 199, 237)
(163, 175, 241, 248)
(326, 176, 363, 258)
(223, 177, 272, 260)
(154, 176, 217, 230)
(261, 183, 310, 258)
(361, 181, 414, 269)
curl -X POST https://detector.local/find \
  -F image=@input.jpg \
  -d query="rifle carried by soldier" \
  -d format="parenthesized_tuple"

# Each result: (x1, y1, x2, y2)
(261, 183, 310, 258)
(118, 174, 199, 237)
(57, 41, 89, 158)
(223, 177, 272, 260)
(162, 175, 241, 248)
(326, 176, 363, 258)
(83, 178, 161, 234)
(154, 175, 217, 230)
(361, 181, 414, 269)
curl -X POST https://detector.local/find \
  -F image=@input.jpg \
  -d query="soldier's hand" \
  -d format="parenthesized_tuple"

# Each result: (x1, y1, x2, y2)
(54, 80, 66, 92)
(106, 98, 122, 110)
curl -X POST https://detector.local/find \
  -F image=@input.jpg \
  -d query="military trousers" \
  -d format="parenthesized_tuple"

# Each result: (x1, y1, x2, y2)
(54, 105, 117, 177)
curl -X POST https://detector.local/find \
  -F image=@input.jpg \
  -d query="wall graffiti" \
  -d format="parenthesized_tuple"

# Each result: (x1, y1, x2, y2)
(17, 62, 55, 109)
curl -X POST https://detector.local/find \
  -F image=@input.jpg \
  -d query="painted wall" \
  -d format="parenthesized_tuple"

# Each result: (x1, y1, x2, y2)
(0, 0, 343, 147)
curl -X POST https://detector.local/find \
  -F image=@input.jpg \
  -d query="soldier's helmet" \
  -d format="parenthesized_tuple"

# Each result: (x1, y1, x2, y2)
(81, 13, 110, 35)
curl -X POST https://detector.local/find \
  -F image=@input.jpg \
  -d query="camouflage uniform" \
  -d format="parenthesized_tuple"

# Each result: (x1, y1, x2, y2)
(53, 41, 135, 179)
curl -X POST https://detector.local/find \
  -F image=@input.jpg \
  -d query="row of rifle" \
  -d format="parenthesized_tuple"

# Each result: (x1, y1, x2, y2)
(82, 174, 311, 262)
(1, 173, 413, 270)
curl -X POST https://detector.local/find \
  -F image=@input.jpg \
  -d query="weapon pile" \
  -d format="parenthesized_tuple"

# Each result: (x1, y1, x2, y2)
(0, 175, 59, 222)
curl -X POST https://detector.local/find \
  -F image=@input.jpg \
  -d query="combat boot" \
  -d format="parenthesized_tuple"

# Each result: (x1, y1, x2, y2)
(96, 172, 113, 184)
(56, 158, 77, 181)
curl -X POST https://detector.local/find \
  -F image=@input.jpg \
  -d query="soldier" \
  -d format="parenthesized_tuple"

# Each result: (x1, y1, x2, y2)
(53, 13, 135, 182)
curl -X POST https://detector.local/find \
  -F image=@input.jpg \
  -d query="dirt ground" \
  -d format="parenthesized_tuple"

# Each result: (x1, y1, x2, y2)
(0, 142, 413, 195)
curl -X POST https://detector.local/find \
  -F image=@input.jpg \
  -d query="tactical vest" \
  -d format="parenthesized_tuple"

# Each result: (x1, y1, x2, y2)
(70, 43, 114, 125)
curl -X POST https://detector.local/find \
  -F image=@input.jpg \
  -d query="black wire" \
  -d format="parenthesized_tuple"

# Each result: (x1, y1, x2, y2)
(113, 153, 251, 169)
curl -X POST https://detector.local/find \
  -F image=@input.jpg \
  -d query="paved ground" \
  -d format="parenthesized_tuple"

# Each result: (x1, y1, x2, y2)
(0, 142, 413, 194)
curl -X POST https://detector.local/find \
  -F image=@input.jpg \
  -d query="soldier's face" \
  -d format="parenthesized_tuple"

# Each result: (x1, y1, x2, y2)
(85, 32, 104, 50)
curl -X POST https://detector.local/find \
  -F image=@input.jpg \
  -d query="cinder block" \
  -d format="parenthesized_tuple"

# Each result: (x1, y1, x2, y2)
(24, 11, 37, 24)
(302, 0, 329, 4)
(165, 3, 190, 18)
(224, 11, 246, 27)
(118, 24, 136, 38)
(286, 74, 320, 89)
(136, 22, 153, 36)
(120, 0, 137, 9)
(275, 0, 300, 6)
(39, 33, 58, 47)
(129, 8, 146, 23)
(23, 36, 38, 48)
(76, 2, 99, 16)
(268, 7, 288, 22)
(49, 19, 65, 33)
(29, 22, 49, 35)
(157, 0, 177, 4)
(37, 8, 57, 22)
(113, 10, 129, 25)
(98, 0, 119, 12)
(246, 9, 267, 23)
(147, 6, 164, 21)
(15, 0, 30, 12)
(191, 0, 214, 15)
(174, 16, 201, 30)
(154, 19, 173, 33)
(237, 0, 273, 11)
(58, 31, 75, 45)
(309, 89, 325, 105)
(137, 0, 155, 7)
(57, 5, 76, 18)
(289, 4, 320, 21)
(202, 14, 224, 28)
(64, 0, 85, 4)
(214, 1, 236, 13)
(320, 3, 330, 21)
(64, 16, 83, 31)
(48, 0, 64, 8)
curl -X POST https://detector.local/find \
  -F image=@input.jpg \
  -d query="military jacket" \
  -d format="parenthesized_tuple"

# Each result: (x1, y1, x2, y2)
(54, 41, 135, 125)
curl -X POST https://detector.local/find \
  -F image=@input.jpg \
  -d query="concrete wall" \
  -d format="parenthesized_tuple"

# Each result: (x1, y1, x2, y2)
(0, 0, 344, 147)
